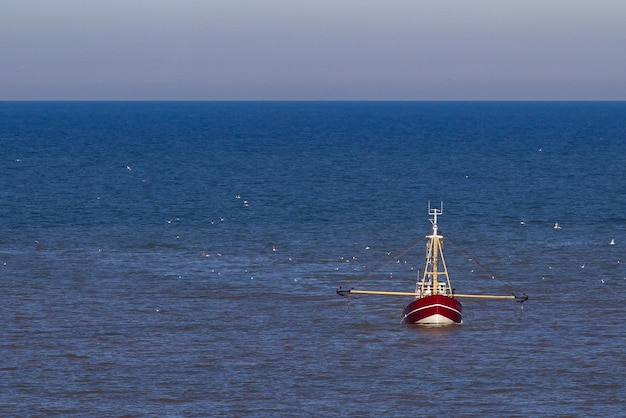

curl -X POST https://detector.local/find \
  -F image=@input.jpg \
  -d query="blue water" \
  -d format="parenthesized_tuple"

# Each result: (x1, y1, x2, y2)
(1, 101, 625, 416)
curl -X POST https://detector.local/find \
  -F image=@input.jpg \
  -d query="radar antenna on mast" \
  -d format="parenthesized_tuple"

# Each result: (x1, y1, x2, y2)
(428, 201, 443, 235)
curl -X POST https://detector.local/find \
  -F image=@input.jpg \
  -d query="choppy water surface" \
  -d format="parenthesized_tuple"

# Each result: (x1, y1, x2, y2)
(1, 102, 624, 416)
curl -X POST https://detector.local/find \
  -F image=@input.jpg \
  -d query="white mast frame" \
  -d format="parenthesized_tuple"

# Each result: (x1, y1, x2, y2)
(418, 202, 453, 297)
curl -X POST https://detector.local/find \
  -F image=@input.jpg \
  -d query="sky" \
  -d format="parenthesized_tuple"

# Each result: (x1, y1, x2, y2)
(1, 0, 625, 100)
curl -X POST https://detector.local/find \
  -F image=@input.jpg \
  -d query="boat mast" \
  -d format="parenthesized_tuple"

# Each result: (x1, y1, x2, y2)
(421, 202, 452, 296)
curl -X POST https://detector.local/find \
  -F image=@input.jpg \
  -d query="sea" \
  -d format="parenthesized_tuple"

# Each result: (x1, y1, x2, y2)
(1, 101, 624, 417)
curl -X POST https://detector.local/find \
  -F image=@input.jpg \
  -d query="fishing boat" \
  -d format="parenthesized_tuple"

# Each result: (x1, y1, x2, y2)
(337, 202, 527, 326)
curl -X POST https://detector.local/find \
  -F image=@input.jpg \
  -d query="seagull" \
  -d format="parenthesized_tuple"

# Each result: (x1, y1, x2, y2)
(126, 165, 132, 171)
(554, 222, 562, 229)
(610, 239, 615, 245)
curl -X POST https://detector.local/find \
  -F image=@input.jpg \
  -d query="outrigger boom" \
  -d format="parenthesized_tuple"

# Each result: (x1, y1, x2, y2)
(336, 288, 527, 301)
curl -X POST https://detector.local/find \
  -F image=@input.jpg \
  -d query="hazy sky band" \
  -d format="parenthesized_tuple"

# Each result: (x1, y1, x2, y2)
(2, 1, 625, 100)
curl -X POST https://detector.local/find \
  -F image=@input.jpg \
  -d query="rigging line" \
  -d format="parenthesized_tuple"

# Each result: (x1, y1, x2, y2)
(363, 238, 424, 280)
(445, 237, 498, 279)
(445, 237, 520, 292)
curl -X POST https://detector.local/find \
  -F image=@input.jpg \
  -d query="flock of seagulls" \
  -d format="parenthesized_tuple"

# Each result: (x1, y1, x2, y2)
(533, 221, 619, 284)
(117, 164, 626, 287)
(190, 193, 300, 284)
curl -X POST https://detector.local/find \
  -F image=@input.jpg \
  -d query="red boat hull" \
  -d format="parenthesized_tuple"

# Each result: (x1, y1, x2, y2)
(402, 294, 462, 325)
